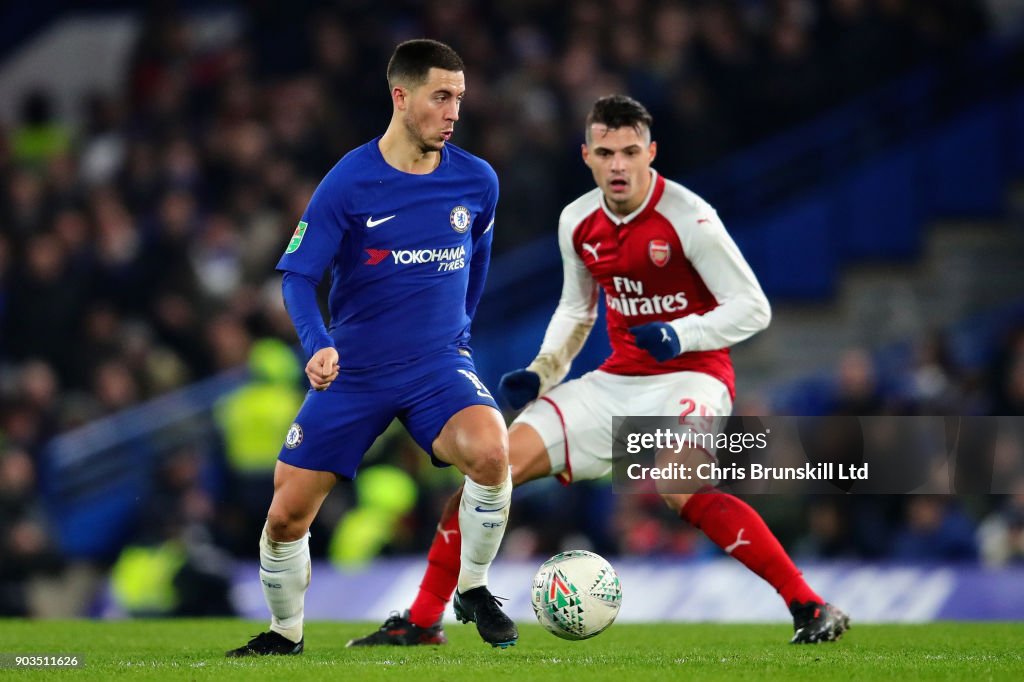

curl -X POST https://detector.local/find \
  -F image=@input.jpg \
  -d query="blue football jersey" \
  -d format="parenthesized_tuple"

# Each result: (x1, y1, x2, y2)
(276, 138, 497, 371)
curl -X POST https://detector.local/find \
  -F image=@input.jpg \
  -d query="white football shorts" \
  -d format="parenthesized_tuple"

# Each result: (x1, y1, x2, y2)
(513, 370, 733, 484)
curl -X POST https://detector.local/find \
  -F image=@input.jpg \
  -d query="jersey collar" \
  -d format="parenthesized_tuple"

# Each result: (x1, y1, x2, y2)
(599, 169, 662, 225)
(372, 135, 449, 175)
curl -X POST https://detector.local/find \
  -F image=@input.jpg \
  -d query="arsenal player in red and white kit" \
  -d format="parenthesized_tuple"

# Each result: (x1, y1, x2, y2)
(350, 96, 849, 647)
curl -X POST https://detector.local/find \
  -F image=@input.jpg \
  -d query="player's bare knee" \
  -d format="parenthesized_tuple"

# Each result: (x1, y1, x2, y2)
(265, 510, 309, 542)
(463, 441, 509, 486)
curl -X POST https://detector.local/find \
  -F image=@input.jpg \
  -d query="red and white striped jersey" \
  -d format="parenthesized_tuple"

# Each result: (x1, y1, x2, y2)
(537, 171, 770, 398)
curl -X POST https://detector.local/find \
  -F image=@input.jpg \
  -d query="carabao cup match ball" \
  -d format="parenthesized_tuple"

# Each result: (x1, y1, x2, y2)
(531, 550, 623, 640)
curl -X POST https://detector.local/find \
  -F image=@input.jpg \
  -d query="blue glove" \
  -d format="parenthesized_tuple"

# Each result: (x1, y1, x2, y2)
(630, 322, 681, 362)
(498, 369, 541, 410)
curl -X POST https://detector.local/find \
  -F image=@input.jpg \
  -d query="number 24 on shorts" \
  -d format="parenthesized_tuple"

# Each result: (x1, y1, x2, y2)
(679, 398, 715, 433)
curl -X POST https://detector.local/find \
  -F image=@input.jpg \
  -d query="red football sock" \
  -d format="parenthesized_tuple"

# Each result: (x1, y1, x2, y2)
(680, 487, 822, 608)
(408, 509, 461, 629)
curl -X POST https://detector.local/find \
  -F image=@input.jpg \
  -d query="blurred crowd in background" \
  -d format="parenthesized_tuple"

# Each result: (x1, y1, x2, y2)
(2, 0, 1024, 617)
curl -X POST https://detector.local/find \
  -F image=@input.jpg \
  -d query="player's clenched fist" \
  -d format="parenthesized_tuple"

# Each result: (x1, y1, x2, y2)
(306, 347, 339, 391)
(630, 322, 682, 362)
(498, 369, 541, 410)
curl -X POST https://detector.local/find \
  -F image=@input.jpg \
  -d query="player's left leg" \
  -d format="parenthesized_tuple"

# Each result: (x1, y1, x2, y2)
(432, 404, 510, 595)
(412, 424, 548, 629)
(347, 422, 552, 647)
(397, 353, 518, 647)
(350, 367, 613, 648)
(430, 404, 518, 647)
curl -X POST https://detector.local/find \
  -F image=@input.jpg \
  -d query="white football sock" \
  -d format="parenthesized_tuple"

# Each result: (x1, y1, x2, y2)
(458, 470, 512, 592)
(259, 523, 310, 643)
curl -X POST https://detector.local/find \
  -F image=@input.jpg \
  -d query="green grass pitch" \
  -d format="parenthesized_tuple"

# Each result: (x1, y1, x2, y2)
(1, 620, 1022, 680)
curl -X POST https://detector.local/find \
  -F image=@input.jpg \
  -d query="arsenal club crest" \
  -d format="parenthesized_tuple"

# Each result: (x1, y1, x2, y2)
(648, 239, 671, 267)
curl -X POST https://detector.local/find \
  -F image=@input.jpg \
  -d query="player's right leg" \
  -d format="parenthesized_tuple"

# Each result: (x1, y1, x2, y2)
(649, 372, 850, 643)
(228, 384, 393, 657)
(226, 460, 336, 657)
(662, 469, 850, 642)
(347, 422, 552, 647)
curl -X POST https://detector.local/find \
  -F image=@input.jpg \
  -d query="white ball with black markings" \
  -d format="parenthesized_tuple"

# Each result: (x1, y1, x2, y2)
(531, 550, 622, 640)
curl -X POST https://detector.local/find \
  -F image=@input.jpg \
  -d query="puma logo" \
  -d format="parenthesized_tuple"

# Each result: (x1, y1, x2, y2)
(582, 242, 601, 261)
(661, 327, 672, 343)
(725, 528, 751, 554)
(437, 525, 459, 544)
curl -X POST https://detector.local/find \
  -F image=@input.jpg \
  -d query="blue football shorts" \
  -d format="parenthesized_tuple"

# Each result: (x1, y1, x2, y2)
(277, 347, 499, 478)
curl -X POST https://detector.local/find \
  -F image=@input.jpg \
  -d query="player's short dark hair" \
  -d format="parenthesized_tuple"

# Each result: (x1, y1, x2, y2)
(585, 95, 653, 144)
(387, 39, 465, 89)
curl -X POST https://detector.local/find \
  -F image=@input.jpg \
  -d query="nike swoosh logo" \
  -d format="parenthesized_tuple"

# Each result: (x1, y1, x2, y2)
(366, 215, 396, 228)
(474, 506, 504, 513)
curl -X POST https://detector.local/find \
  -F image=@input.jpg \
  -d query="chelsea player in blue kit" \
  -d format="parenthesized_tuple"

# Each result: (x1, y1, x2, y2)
(227, 39, 517, 656)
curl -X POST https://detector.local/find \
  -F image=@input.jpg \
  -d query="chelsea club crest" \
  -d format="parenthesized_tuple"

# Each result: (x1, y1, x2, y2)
(450, 205, 471, 233)
(285, 423, 304, 449)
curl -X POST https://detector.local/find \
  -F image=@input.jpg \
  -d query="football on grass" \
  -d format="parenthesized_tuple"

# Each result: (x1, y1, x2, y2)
(531, 550, 622, 640)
